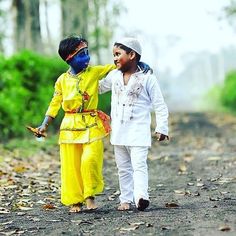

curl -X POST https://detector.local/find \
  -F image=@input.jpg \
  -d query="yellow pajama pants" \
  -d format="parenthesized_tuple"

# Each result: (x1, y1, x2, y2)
(60, 140, 104, 206)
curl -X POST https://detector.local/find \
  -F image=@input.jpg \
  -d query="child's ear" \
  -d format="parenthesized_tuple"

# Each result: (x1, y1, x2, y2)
(129, 51, 136, 60)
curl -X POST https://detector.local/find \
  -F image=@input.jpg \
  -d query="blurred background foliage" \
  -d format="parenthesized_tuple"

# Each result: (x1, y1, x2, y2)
(221, 70, 236, 110)
(0, 0, 121, 142)
(0, 50, 112, 141)
(0, 50, 65, 141)
(0, 0, 236, 143)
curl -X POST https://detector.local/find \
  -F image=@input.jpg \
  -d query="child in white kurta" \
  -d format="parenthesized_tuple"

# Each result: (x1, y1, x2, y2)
(99, 37, 169, 211)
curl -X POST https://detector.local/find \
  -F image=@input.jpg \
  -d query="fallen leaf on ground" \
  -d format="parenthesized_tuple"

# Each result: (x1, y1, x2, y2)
(120, 226, 139, 232)
(219, 225, 231, 231)
(0, 208, 10, 214)
(71, 219, 83, 224)
(218, 177, 234, 184)
(36, 200, 46, 204)
(42, 203, 56, 210)
(146, 223, 153, 227)
(207, 156, 221, 161)
(165, 202, 179, 208)
(1, 221, 13, 225)
(129, 222, 145, 226)
(13, 165, 27, 173)
(183, 155, 194, 163)
(18, 206, 33, 211)
(209, 196, 220, 201)
(174, 190, 185, 195)
(178, 163, 187, 173)
(220, 191, 228, 195)
(0, 230, 18, 235)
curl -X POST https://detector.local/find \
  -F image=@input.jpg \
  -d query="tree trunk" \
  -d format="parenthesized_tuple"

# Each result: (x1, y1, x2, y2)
(12, 0, 42, 53)
(29, 0, 42, 52)
(61, 0, 88, 38)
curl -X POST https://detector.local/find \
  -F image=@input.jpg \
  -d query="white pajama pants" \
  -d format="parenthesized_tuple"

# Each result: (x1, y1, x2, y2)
(114, 145, 149, 206)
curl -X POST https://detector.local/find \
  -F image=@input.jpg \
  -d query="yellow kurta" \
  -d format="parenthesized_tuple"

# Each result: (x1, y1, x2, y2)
(46, 64, 115, 205)
(46, 64, 115, 144)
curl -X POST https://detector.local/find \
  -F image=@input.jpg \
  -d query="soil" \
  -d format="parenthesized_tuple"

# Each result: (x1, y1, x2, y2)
(0, 112, 236, 236)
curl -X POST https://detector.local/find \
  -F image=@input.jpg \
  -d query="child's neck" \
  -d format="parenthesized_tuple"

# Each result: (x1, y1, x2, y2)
(123, 65, 139, 85)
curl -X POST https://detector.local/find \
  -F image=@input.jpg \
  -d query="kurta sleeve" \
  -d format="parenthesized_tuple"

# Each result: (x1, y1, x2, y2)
(95, 64, 116, 80)
(45, 76, 63, 118)
(148, 75, 169, 135)
(98, 70, 114, 94)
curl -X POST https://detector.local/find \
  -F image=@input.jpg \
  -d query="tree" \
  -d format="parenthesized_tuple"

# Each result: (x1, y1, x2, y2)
(88, 0, 123, 63)
(61, 0, 89, 38)
(60, 0, 123, 64)
(12, 0, 42, 53)
(224, 0, 236, 30)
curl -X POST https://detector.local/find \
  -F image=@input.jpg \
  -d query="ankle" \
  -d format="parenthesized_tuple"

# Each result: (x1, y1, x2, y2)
(86, 196, 95, 200)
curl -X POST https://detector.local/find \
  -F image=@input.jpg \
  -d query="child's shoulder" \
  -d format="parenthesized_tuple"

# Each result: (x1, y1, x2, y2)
(139, 71, 157, 80)
(55, 72, 68, 83)
(141, 72, 159, 88)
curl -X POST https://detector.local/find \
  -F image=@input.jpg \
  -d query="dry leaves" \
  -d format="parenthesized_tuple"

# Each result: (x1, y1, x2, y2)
(219, 225, 231, 231)
(108, 190, 120, 201)
(165, 202, 179, 208)
(42, 203, 56, 210)
(0, 146, 60, 215)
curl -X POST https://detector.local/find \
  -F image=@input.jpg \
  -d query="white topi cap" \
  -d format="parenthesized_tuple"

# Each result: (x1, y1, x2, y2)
(115, 37, 142, 56)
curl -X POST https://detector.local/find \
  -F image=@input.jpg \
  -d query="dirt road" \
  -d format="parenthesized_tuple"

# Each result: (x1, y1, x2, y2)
(0, 112, 236, 235)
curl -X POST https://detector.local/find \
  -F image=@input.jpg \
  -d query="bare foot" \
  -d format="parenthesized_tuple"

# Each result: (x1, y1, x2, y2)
(117, 203, 130, 211)
(69, 203, 82, 213)
(86, 197, 98, 210)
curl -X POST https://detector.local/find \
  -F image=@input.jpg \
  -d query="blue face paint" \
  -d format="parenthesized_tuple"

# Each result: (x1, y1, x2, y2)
(68, 48, 90, 74)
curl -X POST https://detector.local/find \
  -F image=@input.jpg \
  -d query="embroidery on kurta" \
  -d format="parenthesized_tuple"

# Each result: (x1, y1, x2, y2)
(114, 74, 145, 123)
(76, 77, 90, 112)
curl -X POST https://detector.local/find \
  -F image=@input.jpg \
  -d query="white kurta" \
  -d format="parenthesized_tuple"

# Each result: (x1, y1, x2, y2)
(99, 69, 168, 147)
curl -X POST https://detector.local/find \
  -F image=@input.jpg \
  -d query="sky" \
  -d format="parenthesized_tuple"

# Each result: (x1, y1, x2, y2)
(115, 0, 236, 75)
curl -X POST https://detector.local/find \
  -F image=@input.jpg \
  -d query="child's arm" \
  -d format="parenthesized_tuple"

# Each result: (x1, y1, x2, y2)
(96, 64, 116, 79)
(98, 70, 114, 94)
(148, 75, 169, 141)
(36, 76, 63, 136)
(36, 115, 54, 137)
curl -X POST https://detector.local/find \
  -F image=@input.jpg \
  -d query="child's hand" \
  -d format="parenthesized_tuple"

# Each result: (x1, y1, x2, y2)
(33, 116, 53, 137)
(36, 124, 48, 137)
(155, 132, 169, 142)
(26, 126, 47, 138)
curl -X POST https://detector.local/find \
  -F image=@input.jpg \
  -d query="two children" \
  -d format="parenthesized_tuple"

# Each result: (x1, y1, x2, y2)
(36, 35, 153, 213)
(99, 37, 169, 211)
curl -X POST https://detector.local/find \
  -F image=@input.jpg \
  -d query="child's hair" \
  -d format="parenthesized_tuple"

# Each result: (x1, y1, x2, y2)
(58, 35, 88, 61)
(114, 43, 141, 62)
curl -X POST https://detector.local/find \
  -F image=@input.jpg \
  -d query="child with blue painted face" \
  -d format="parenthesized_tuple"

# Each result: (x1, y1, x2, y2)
(36, 35, 151, 213)
(37, 36, 115, 212)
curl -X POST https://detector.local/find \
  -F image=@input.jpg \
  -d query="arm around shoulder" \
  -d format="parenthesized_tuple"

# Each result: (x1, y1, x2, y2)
(99, 69, 116, 94)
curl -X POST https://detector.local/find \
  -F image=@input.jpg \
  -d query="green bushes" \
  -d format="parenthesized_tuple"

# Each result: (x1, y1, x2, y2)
(0, 50, 112, 141)
(221, 70, 236, 111)
(0, 50, 67, 141)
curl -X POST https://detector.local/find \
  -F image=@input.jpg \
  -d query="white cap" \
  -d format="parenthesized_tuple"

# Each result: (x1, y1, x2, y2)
(115, 37, 142, 56)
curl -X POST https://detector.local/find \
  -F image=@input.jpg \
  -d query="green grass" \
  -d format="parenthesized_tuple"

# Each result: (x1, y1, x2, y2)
(2, 134, 59, 158)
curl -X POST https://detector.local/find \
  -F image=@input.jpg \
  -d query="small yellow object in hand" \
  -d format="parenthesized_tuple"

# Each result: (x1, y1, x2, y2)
(26, 126, 47, 138)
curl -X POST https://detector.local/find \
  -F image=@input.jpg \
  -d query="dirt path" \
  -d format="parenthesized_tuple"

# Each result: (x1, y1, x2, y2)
(0, 112, 236, 235)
